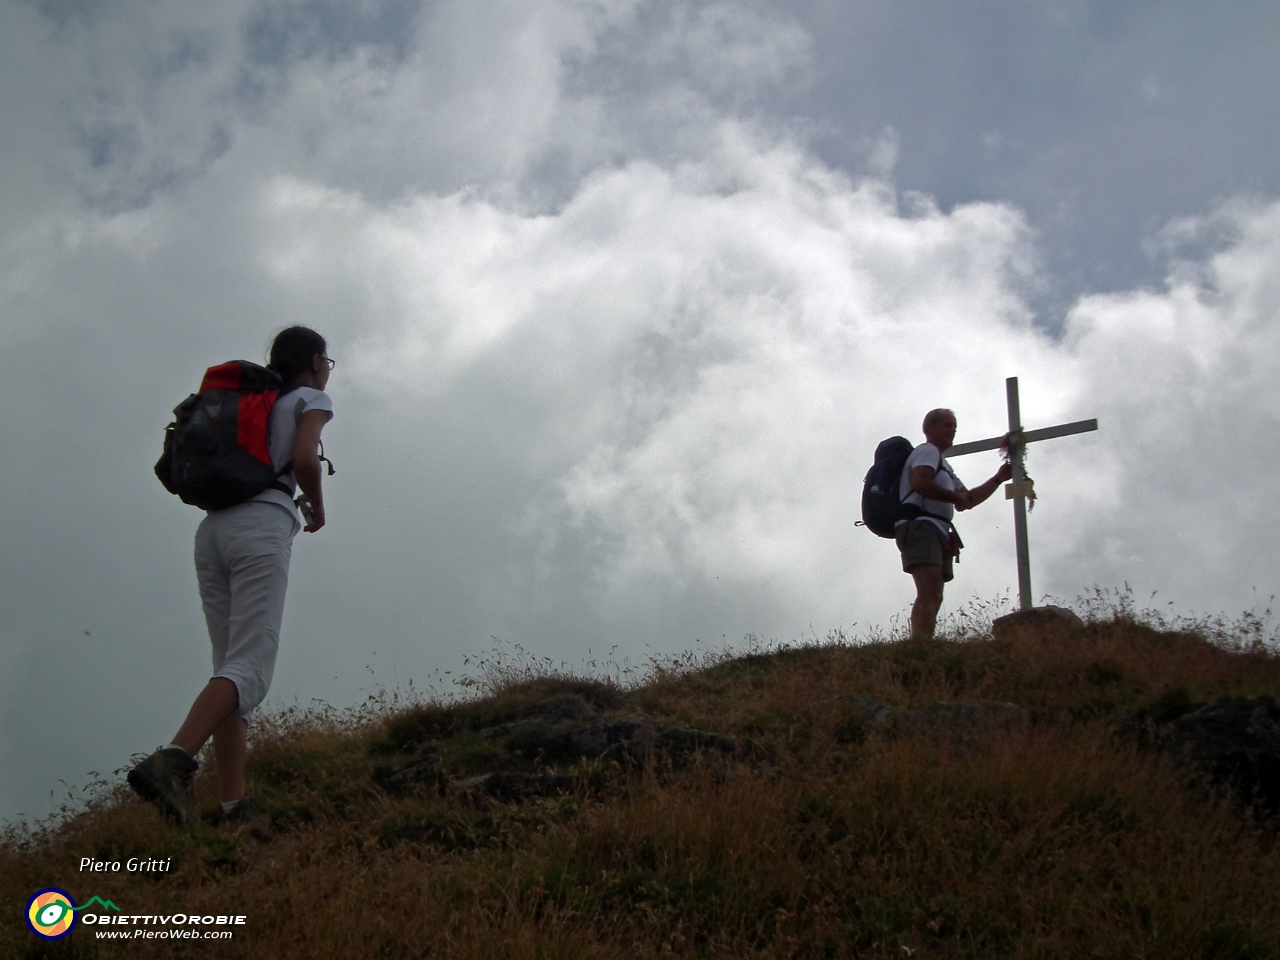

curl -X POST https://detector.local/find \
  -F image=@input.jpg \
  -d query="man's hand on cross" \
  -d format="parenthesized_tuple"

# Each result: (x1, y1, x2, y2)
(955, 461, 1013, 512)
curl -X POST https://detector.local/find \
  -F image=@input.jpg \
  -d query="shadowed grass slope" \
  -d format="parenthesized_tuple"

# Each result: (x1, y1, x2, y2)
(4, 602, 1279, 959)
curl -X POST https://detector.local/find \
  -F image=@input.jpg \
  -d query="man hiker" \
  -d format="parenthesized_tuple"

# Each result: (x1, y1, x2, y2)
(127, 326, 334, 826)
(898, 408, 1011, 640)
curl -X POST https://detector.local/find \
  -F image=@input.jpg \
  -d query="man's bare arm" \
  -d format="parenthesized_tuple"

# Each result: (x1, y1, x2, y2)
(954, 462, 1013, 511)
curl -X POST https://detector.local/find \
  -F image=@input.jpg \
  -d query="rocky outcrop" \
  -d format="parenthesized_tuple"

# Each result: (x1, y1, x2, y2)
(454, 770, 579, 801)
(376, 711, 746, 802)
(452, 722, 745, 799)
(992, 605, 1084, 640)
(1159, 696, 1280, 811)
(374, 752, 447, 795)
(828, 694, 1029, 744)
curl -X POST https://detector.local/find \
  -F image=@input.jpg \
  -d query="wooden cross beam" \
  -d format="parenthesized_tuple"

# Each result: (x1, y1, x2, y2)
(945, 377, 1097, 611)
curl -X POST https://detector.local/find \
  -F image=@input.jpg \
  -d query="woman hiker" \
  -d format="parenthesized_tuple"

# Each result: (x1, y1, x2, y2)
(127, 326, 334, 825)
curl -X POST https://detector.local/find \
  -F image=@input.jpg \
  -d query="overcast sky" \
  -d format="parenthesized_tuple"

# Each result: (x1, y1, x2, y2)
(3, 0, 1279, 823)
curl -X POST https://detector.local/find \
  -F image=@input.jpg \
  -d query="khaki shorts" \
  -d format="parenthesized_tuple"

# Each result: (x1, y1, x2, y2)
(896, 519, 953, 582)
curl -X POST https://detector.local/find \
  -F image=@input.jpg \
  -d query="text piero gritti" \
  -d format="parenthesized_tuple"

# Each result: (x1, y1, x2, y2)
(79, 857, 173, 873)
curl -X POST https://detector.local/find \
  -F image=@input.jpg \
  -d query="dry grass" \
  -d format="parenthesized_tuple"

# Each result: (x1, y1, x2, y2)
(4, 595, 1279, 959)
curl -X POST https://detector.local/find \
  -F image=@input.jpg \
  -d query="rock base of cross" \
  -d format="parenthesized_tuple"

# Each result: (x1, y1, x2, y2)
(991, 605, 1085, 641)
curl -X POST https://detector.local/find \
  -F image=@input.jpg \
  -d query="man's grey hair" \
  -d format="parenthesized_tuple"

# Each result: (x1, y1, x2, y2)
(923, 408, 956, 430)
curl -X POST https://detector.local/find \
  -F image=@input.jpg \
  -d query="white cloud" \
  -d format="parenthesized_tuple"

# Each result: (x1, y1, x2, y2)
(253, 128, 1280, 632)
(1045, 199, 1280, 606)
(637, 0, 811, 97)
(254, 117, 1246, 636)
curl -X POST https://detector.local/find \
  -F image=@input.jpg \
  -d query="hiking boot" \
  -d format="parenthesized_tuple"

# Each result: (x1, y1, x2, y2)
(218, 797, 272, 839)
(127, 748, 199, 825)
(218, 796, 268, 829)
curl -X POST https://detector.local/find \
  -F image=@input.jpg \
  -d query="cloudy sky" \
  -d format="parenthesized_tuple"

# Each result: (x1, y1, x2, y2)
(3, 0, 1279, 822)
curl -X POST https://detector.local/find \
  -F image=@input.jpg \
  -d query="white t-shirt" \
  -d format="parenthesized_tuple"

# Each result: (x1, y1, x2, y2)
(898, 442, 960, 535)
(249, 386, 334, 525)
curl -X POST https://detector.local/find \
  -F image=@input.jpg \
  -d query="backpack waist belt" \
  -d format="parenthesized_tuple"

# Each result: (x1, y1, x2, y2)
(900, 505, 964, 550)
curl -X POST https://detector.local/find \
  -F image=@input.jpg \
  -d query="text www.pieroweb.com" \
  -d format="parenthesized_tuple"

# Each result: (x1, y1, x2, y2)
(96, 929, 234, 940)
(84, 914, 245, 940)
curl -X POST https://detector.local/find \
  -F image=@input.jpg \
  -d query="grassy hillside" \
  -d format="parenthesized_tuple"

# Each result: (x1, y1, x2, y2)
(5, 598, 1280, 959)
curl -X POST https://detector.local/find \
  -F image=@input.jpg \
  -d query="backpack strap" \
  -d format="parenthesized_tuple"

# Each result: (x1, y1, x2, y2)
(901, 450, 957, 523)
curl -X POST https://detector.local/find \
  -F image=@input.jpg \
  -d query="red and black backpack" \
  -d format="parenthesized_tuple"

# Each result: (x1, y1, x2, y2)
(155, 361, 302, 511)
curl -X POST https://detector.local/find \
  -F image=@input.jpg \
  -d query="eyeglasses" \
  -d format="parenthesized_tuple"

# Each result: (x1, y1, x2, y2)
(321, 356, 336, 370)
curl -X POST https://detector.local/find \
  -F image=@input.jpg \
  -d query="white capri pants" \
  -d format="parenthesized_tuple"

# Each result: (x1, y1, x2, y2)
(194, 501, 299, 720)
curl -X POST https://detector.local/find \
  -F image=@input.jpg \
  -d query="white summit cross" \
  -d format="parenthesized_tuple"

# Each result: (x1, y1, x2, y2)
(944, 377, 1097, 611)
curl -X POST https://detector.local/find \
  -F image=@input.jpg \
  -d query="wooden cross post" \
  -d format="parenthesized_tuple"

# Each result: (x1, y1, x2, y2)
(944, 377, 1097, 611)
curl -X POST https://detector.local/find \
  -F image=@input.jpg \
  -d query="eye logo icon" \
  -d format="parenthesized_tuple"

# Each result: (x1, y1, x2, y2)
(26, 888, 78, 940)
